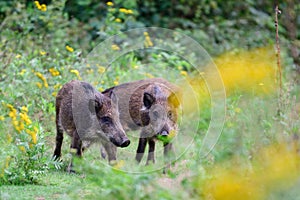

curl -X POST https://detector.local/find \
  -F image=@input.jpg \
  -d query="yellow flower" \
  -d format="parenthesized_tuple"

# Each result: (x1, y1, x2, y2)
(52, 92, 57, 97)
(133, 65, 139, 69)
(234, 107, 242, 113)
(21, 106, 28, 113)
(15, 54, 21, 59)
(26, 128, 38, 144)
(180, 71, 188, 76)
(111, 44, 120, 51)
(40, 50, 47, 55)
(144, 73, 154, 78)
(114, 80, 119, 86)
(113, 160, 125, 169)
(8, 109, 17, 120)
(53, 83, 61, 89)
(66, 45, 74, 52)
(86, 68, 94, 74)
(70, 69, 82, 80)
(144, 32, 153, 47)
(40, 4, 47, 12)
(98, 87, 104, 92)
(19, 69, 26, 76)
(0, 116, 4, 121)
(19, 146, 26, 153)
(49, 68, 60, 76)
(119, 8, 133, 14)
(7, 134, 12, 143)
(36, 82, 43, 89)
(259, 83, 264, 86)
(34, 1, 46, 11)
(115, 18, 121, 23)
(35, 72, 48, 88)
(98, 66, 106, 74)
(20, 112, 32, 125)
(6, 103, 14, 110)
(106, 2, 114, 6)
(5, 156, 11, 169)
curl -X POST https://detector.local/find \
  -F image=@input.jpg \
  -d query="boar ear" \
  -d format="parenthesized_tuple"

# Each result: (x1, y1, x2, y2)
(143, 92, 155, 109)
(168, 92, 181, 108)
(108, 90, 118, 104)
(88, 99, 102, 114)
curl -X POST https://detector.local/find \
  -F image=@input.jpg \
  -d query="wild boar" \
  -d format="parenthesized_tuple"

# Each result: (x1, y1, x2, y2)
(102, 78, 181, 166)
(53, 80, 130, 172)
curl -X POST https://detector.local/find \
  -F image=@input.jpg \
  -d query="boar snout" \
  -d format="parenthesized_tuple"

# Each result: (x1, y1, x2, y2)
(109, 134, 130, 148)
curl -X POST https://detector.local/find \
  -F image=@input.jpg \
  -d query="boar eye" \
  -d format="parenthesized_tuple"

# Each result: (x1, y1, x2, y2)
(101, 116, 112, 124)
(167, 111, 172, 119)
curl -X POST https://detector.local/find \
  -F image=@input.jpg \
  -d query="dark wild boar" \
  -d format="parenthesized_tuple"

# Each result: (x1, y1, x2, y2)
(53, 80, 130, 172)
(102, 78, 181, 166)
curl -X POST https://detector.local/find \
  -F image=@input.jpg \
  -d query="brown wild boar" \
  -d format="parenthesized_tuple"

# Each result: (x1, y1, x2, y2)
(102, 78, 181, 166)
(53, 80, 130, 172)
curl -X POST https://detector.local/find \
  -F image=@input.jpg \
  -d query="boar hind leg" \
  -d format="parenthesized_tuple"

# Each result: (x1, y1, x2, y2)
(146, 138, 155, 165)
(67, 130, 82, 173)
(53, 107, 64, 160)
(135, 138, 147, 163)
(102, 142, 117, 164)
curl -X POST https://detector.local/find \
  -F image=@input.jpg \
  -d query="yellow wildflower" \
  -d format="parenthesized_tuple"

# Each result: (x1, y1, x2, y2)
(234, 107, 242, 113)
(21, 106, 28, 113)
(98, 87, 104, 92)
(20, 112, 32, 125)
(114, 81, 119, 86)
(113, 160, 125, 169)
(6, 103, 14, 110)
(36, 82, 42, 89)
(106, 2, 114, 6)
(53, 83, 61, 89)
(5, 156, 11, 169)
(34, 1, 46, 11)
(40, 4, 47, 12)
(66, 45, 74, 52)
(19, 146, 26, 153)
(115, 18, 121, 23)
(52, 92, 57, 97)
(111, 44, 120, 51)
(7, 134, 12, 143)
(119, 8, 133, 14)
(19, 69, 26, 76)
(0, 116, 4, 121)
(259, 83, 264, 86)
(8, 109, 17, 120)
(49, 68, 60, 76)
(180, 71, 188, 76)
(40, 50, 47, 55)
(86, 68, 94, 74)
(70, 69, 82, 80)
(35, 72, 48, 88)
(98, 66, 106, 74)
(15, 54, 21, 59)
(133, 65, 139, 69)
(144, 32, 153, 47)
(144, 73, 154, 78)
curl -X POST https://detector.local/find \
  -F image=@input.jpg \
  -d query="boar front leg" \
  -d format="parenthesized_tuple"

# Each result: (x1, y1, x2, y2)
(135, 137, 147, 163)
(146, 138, 155, 165)
(67, 130, 82, 173)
